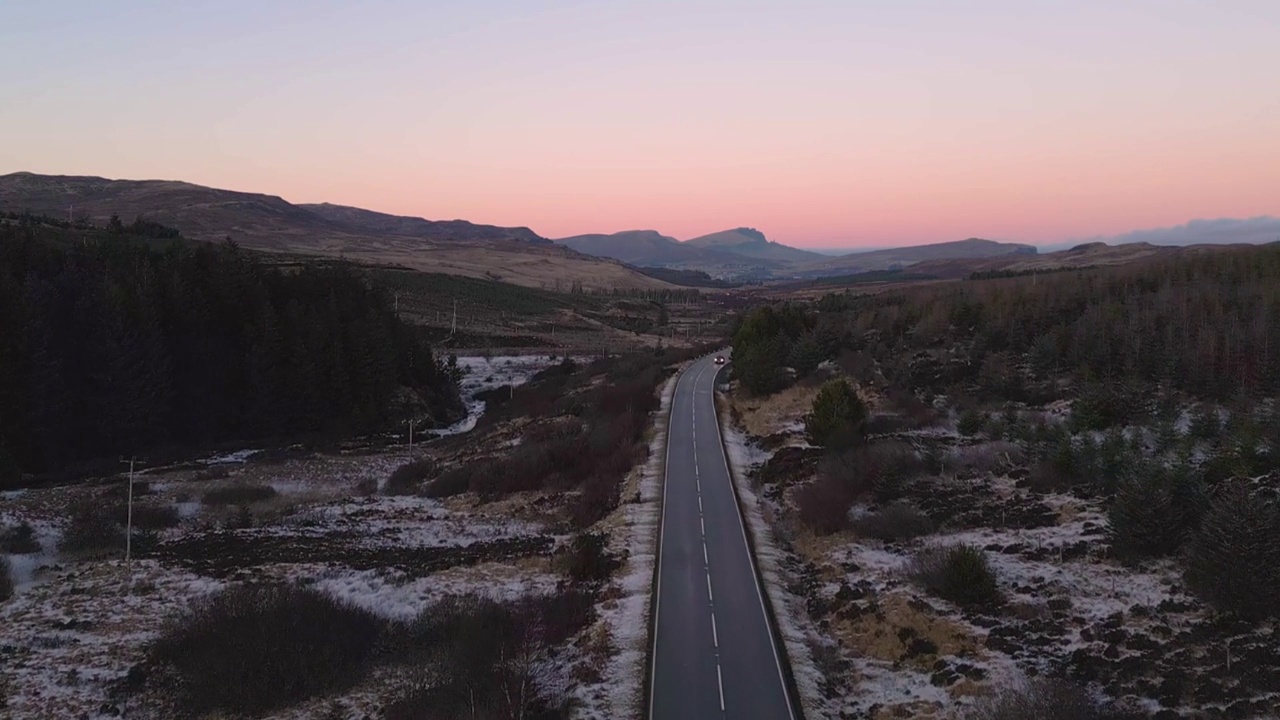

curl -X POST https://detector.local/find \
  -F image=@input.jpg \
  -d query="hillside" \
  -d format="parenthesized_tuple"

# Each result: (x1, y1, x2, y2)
(797, 237, 1036, 276)
(555, 229, 712, 266)
(684, 227, 826, 264)
(301, 202, 549, 244)
(0, 172, 670, 291)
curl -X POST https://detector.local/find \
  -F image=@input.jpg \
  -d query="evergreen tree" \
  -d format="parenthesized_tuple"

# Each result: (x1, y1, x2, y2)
(1183, 480, 1280, 621)
(805, 379, 868, 450)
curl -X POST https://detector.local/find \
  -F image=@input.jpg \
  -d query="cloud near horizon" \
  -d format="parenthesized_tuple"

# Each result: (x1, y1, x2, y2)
(1068, 216, 1280, 249)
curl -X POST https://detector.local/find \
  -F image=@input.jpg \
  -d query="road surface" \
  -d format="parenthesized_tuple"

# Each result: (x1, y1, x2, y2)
(649, 353, 796, 719)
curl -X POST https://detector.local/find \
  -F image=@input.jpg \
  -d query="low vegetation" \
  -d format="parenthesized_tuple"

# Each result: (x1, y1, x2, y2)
(908, 544, 1004, 609)
(385, 458, 438, 495)
(427, 346, 708, 528)
(850, 502, 934, 542)
(148, 585, 382, 716)
(61, 501, 126, 556)
(962, 678, 1118, 720)
(0, 555, 13, 602)
(0, 521, 40, 554)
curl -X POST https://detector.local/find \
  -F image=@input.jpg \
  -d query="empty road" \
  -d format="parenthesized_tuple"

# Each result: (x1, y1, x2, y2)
(649, 353, 796, 720)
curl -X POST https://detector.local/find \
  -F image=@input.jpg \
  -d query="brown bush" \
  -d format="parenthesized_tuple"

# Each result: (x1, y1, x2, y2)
(149, 585, 382, 716)
(385, 458, 438, 496)
(121, 502, 181, 531)
(851, 502, 935, 542)
(383, 591, 591, 720)
(794, 473, 857, 535)
(962, 678, 1115, 720)
(61, 501, 125, 556)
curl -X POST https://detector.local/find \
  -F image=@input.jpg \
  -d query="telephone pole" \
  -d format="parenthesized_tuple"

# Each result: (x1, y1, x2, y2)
(121, 457, 143, 564)
(452, 299, 458, 335)
(406, 418, 415, 450)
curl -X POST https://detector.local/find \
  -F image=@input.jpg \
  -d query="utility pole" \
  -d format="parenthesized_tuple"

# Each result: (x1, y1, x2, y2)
(394, 291, 400, 315)
(452, 299, 458, 335)
(406, 418, 415, 450)
(121, 457, 143, 564)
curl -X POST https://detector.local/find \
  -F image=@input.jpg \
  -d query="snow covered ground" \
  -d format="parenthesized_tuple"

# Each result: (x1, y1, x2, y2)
(0, 443, 561, 719)
(436, 354, 588, 436)
(720, 391, 1280, 720)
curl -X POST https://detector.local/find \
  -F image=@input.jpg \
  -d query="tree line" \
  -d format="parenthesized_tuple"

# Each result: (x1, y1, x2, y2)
(0, 224, 462, 484)
(825, 243, 1280, 401)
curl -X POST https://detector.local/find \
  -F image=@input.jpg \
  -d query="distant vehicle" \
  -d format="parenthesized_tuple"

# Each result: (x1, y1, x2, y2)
(714, 356, 725, 364)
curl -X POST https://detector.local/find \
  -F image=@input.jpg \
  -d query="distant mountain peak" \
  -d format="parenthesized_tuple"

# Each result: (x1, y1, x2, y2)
(732, 227, 767, 243)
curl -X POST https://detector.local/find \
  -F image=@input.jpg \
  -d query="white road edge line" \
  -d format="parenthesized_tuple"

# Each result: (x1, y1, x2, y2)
(707, 356, 800, 720)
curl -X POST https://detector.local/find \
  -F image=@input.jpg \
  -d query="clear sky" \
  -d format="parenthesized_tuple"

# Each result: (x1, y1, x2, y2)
(2, 1, 1277, 248)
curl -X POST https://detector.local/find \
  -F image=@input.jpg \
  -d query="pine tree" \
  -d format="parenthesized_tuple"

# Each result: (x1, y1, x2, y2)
(805, 379, 868, 450)
(1183, 480, 1280, 621)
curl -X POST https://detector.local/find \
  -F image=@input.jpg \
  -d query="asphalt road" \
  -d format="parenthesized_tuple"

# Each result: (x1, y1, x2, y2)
(649, 353, 795, 720)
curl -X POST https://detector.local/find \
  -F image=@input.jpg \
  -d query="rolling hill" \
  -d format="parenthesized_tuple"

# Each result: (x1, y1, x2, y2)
(0, 172, 670, 291)
(795, 237, 1037, 277)
(684, 227, 827, 264)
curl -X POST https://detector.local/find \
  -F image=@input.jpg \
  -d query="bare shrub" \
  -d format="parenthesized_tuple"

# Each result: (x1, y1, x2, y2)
(0, 521, 40, 554)
(61, 501, 124, 556)
(794, 473, 856, 535)
(946, 441, 1024, 475)
(385, 458, 437, 496)
(423, 462, 485, 498)
(565, 533, 620, 583)
(962, 678, 1111, 720)
(909, 544, 1003, 608)
(823, 441, 923, 503)
(851, 502, 935, 542)
(384, 591, 591, 720)
(121, 502, 180, 531)
(149, 585, 382, 716)
(201, 483, 278, 506)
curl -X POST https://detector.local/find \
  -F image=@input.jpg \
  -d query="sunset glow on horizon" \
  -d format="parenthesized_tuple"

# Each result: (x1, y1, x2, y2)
(2, 1, 1278, 248)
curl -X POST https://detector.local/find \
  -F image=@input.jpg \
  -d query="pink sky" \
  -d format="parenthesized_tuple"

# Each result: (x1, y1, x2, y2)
(2, 1, 1278, 248)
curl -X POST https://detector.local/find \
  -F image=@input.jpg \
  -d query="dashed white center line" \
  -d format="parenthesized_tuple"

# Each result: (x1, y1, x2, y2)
(700, 516, 705, 536)
(717, 665, 726, 711)
(706, 574, 714, 604)
(711, 612, 719, 648)
(702, 542, 708, 565)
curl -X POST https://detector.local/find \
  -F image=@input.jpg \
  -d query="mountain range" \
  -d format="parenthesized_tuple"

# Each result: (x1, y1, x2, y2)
(0, 172, 668, 290)
(556, 227, 1036, 279)
(4, 171, 1264, 289)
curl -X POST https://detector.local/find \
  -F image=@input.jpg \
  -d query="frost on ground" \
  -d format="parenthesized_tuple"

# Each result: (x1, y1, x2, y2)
(722, 387, 1280, 720)
(570, 367, 681, 720)
(0, 449, 562, 719)
(436, 354, 586, 436)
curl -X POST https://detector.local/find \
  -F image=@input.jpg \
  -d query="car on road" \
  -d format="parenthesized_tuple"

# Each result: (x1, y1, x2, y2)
(714, 356, 725, 364)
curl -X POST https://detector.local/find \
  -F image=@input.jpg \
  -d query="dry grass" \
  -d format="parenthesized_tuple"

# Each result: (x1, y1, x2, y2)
(732, 383, 824, 437)
(831, 592, 983, 668)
